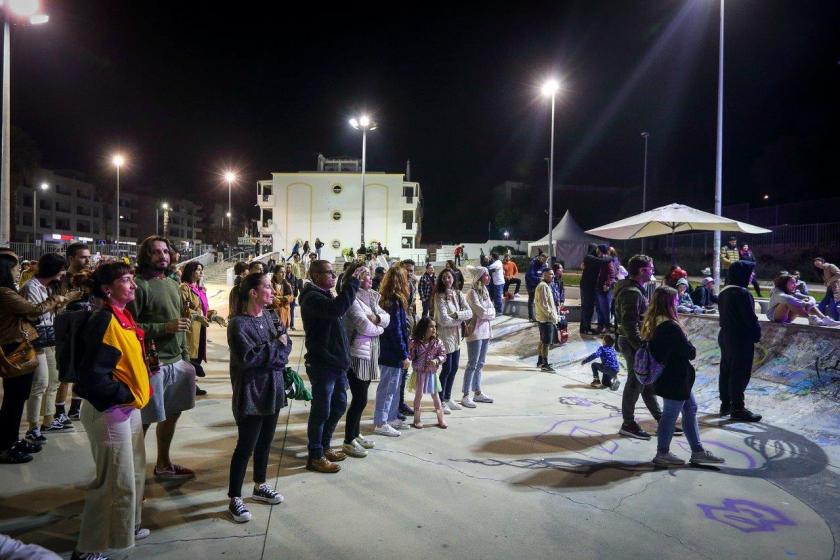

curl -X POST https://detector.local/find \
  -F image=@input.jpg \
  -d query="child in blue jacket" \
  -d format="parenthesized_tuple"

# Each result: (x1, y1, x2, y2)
(581, 334, 621, 390)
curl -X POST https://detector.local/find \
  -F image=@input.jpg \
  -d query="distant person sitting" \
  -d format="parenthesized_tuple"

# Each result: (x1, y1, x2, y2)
(791, 271, 809, 296)
(767, 273, 839, 327)
(691, 277, 718, 309)
(502, 255, 521, 297)
(814, 257, 840, 321)
(675, 278, 703, 314)
(665, 266, 687, 289)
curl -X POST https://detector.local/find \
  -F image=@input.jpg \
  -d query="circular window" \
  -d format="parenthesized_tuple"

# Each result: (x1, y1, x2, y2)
(332, 184, 343, 194)
(331, 239, 341, 249)
(332, 211, 342, 221)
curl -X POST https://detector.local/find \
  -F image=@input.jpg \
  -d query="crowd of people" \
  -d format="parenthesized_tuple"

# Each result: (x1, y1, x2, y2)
(1, 234, 839, 559)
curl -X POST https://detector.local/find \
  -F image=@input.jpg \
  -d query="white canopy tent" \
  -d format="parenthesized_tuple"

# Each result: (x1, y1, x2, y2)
(528, 210, 606, 268)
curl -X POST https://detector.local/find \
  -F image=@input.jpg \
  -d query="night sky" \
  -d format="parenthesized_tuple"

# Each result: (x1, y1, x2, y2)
(8, 1, 840, 242)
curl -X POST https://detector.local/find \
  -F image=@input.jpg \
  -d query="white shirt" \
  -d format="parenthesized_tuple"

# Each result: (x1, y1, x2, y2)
(487, 260, 505, 286)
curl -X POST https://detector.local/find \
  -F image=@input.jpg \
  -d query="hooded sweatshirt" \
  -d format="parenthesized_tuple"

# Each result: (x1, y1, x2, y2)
(718, 260, 761, 344)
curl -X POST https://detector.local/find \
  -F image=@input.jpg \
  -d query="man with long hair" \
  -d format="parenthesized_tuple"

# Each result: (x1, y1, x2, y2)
(129, 236, 197, 480)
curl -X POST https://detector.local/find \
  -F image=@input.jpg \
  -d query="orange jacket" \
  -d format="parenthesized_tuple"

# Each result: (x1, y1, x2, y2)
(503, 261, 518, 279)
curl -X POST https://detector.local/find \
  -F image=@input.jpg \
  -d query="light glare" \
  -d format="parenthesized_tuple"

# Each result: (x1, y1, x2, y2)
(541, 79, 560, 97)
(112, 154, 125, 167)
(224, 171, 236, 183)
(8, 0, 40, 18)
(39, 182, 48, 191)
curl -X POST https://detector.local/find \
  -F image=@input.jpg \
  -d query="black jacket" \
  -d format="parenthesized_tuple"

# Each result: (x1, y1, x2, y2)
(613, 279, 647, 349)
(580, 253, 612, 289)
(74, 308, 135, 412)
(650, 320, 696, 401)
(54, 308, 90, 383)
(718, 260, 761, 345)
(299, 278, 359, 371)
(691, 285, 718, 307)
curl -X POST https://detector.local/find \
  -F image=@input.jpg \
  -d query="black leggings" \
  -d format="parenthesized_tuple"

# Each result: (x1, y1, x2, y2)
(228, 412, 280, 498)
(0, 369, 34, 451)
(344, 371, 370, 444)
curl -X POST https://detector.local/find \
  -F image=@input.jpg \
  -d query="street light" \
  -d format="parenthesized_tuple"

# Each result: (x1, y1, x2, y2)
(224, 171, 236, 232)
(712, 0, 725, 291)
(640, 131, 650, 253)
(0, 0, 49, 244)
(541, 78, 560, 261)
(112, 153, 125, 247)
(349, 114, 377, 249)
(503, 230, 510, 239)
(33, 181, 47, 251)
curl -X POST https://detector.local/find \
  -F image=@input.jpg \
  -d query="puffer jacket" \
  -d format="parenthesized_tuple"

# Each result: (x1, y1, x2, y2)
(613, 279, 647, 350)
(720, 244, 740, 269)
(466, 287, 495, 341)
(344, 289, 390, 361)
(378, 296, 410, 368)
(433, 289, 472, 354)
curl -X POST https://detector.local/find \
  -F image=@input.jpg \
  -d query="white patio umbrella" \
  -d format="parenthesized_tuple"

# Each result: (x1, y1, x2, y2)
(584, 203, 771, 239)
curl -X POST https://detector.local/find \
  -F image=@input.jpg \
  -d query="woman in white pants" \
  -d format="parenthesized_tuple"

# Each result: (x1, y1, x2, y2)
(461, 266, 496, 407)
(72, 262, 152, 560)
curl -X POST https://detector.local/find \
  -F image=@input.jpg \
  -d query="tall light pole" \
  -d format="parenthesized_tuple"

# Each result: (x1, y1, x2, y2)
(112, 154, 124, 247)
(349, 114, 377, 250)
(224, 171, 236, 232)
(712, 0, 725, 290)
(541, 79, 560, 261)
(156, 202, 169, 235)
(640, 131, 650, 254)
(0, 2, 49, 244)
(33, 181, 47, 250)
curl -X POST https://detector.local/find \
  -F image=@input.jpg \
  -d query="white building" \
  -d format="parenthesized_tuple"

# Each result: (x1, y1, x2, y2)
(256, 155, 424, 262)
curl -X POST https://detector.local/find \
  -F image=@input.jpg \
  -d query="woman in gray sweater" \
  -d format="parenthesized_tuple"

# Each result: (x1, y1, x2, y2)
(226, 272, 292, 523)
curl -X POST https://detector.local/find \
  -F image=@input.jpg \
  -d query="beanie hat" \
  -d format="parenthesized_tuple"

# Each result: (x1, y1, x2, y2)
(675, 277, 689, 288)
(467, 265, 488, 283)
(703, 276, 714, 286)
(597, 244, 609, 254)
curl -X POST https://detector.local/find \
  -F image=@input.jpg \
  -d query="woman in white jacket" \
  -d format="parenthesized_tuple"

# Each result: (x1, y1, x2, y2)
(461, 266, 496, 408)
(433, 269, 473, 413)
(342, 264, 390, 457)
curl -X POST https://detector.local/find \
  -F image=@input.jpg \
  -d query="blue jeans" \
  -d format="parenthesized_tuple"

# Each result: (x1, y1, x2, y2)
(657, 393, 703, 454)
(306, 368, 348, 460)
(463, 339, 489, 394)
(818, 289, 839, 320)
(374, 365, 403, 425)
(595, 291, 612, 328)
(490, 283, 503, 314)
(438, 350, 461, 401)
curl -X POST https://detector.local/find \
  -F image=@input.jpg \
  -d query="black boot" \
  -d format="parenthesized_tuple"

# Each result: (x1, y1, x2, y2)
(719, 403, 731, 417)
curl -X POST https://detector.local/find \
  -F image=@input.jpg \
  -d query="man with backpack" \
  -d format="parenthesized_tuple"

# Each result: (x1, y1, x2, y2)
(612, 254, 663, 440)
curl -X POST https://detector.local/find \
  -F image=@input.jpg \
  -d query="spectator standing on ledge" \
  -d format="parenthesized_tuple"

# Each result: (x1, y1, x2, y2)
(454, 245, 463, 266)
(314, 238, 324, 259)
(418, 263, 436, 318)
(720, 235, 740, 284)
(502, 254, 521, 297)
(580, 245, 613, 335)
(738, 243, 762, 296)
(525, 253, 548, 322)
(299, 260, 360, 473)
(129, 236, 197, 481)
(718, 260, 762, 422)
(613, 255, 663, 440)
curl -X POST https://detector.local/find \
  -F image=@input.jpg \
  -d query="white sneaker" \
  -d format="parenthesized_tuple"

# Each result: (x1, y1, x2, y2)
(809, 316, 824, 327)
(389, 419, 408, 430)
(652, 452, 685, 467)
(374, 424, 401, 437)
(473, 392, 494, 403)
(820, 316, 840, 328)
(342, 440, 368, 458)
(252, 483, 284, 504)
(447, 399, 462, 411)
(441, 401, 452, 415)
(461, 395, 477, 408)
(229, 497, 252, 523)
(355, 435, 375, 449)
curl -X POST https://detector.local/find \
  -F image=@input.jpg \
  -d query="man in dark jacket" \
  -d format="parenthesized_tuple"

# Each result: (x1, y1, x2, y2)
(525, 253, 548, 321)
(691, 277, 718, 309)
(614, 254, 663, 440)
(718, 260, 762, 421)
(299, 260, 360, 473)
(580, 245, 612, 334)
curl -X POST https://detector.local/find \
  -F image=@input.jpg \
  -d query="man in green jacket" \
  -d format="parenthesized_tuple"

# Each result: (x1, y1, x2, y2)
(130, 236, 197, 480)
(614, 254, 662, 440)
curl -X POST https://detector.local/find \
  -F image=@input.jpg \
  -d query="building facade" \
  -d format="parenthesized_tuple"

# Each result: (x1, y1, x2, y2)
(257, 156, 423, 262)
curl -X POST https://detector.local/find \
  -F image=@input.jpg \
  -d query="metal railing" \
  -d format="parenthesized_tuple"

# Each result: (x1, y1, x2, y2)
(5, 242, 215, 262)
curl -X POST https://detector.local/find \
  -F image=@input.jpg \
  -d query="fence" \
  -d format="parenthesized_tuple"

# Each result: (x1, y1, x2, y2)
(6, 242, 216, 262)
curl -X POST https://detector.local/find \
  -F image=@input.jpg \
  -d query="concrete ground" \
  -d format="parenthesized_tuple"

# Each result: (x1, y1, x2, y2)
(1, 283, 838, 560)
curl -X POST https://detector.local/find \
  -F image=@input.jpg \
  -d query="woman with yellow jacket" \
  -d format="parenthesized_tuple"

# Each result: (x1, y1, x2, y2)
(72, 262, 152, 560)
(179, 262, 225, 393)
(269, 265, 295, 328)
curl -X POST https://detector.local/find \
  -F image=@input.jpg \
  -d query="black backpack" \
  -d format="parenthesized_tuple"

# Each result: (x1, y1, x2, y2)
(54, 307, 93, 383)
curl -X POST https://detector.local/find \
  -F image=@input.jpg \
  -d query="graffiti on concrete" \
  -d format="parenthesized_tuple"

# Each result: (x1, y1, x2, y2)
(558, 396, 592, 407)
(697, 498, 795, 533)
(569, 425, 619, 455)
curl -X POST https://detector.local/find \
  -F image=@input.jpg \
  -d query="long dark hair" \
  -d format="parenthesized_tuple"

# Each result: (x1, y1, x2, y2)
(236, 272, 267, 315)
(136, 236, 173, 273)
(181, 261, 203, 285)
(0, 253, 19, 290)
(434, 268, 456, 295)
(412, 316, 435, 343)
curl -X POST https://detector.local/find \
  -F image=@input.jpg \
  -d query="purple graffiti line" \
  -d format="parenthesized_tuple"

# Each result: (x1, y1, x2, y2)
(558, 396, 592, 407)
(677, 440, 758, 469)
(569, 425, 619, 455)
(697, 499, 795, 533)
